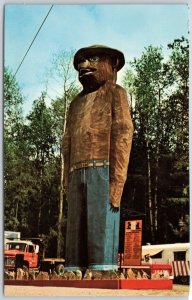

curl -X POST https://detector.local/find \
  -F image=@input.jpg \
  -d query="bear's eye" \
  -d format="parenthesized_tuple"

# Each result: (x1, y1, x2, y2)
(89, 56, 100, 62)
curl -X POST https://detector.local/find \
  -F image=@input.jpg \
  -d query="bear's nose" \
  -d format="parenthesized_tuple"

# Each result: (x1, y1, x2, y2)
(78, 59, 90, 70)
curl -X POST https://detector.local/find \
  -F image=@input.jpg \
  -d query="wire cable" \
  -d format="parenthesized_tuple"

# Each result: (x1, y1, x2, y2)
(11, 5, 54, 83)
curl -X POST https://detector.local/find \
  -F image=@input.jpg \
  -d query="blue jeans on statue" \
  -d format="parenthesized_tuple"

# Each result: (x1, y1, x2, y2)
(64, 165, 120, 272)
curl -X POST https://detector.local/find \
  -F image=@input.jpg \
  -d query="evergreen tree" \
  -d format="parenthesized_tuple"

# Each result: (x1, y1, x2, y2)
(4, 67, 28, 232)
(122, 38, 189, 244)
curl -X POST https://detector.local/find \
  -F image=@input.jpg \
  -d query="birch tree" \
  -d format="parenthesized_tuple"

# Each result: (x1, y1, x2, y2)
(47, 50, 79, 257)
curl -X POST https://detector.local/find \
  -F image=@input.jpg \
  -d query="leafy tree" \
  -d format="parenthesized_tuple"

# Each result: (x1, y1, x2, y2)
(4, 67, 27, 231)
(122, 38, 189, 244)
(4, 67, 23, 131)
(164, 37, 189, 242)
(24, 92, 57, 236)
(127, 46, 168, 242)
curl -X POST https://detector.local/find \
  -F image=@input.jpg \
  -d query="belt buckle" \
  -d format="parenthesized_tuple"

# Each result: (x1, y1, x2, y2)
(93, 160, 96, 168)
(81, 162, 88, 168)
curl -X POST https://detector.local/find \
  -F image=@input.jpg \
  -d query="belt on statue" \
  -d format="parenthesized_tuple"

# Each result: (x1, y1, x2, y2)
(70, 160, 109, 172)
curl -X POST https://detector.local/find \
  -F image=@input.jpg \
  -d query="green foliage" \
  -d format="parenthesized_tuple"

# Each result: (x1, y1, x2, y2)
(122, 37, 189, 244)
(4, 67, 27, 232)
(26, 92, 56, 160)
(4, 67, 23, 128)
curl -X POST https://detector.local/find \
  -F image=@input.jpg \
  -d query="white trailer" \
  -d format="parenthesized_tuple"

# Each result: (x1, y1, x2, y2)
(142, 243, 190, 284)
(4, 231, 21, 250)
(4, 231, 21, 240)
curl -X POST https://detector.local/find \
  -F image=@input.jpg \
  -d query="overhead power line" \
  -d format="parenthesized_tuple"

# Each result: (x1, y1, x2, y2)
(11, 5, 54, 83)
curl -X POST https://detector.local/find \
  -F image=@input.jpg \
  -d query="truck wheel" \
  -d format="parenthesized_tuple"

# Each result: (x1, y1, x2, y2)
(55, 264, 65, 276)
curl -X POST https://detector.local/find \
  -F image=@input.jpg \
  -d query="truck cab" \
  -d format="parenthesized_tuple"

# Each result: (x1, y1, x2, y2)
(4, 240, 39, 270)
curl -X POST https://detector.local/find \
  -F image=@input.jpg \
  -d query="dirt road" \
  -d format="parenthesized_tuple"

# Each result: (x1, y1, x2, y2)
(4, 284, 190, 297)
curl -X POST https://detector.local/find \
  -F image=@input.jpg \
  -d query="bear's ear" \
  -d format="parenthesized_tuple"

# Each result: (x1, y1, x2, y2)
(112, 57, 119, 70)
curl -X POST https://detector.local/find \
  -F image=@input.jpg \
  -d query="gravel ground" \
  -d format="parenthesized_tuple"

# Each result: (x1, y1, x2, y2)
(4, 284, 190, 297)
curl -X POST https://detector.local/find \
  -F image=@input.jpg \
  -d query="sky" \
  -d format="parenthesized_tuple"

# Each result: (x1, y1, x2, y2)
(4, 3, 189, 115)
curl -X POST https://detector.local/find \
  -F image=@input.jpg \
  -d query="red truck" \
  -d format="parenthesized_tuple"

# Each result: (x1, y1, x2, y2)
(4, 239, 65, 276)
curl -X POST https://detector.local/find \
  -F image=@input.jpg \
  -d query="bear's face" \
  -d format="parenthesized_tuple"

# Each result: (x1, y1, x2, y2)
(77, 55, 116, 91)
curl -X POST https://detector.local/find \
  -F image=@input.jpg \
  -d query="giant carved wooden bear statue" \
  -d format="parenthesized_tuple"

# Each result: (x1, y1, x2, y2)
(63, 45, 133, 277)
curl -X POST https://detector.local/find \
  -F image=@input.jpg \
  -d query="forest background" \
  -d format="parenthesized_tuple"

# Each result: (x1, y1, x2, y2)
(4, 35, 189, 258)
